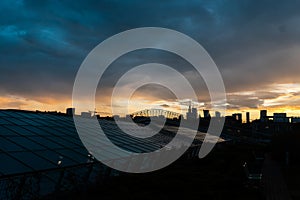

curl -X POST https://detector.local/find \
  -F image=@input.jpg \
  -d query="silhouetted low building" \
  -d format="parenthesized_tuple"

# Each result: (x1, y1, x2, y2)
(273, 113, 289, 123)
(113, 115, 120, 120)
(66, 107, 75, 116)
(291, 117, 300, 123)
(81, 112, 91, 118)
(232, 113, 242, 124)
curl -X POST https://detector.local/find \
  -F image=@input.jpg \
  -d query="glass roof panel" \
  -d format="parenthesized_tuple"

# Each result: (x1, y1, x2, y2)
(0, 118, 12, 125)
(9, 137, 47, 151)
(5, 125, 37, 136)
(28, 118, 49, 126)
(52, 126, 77, 135)
(0, 126, 20, 136)
(12, 112, 37, 119)
(55, 149, 89, 164)
(62, 134, 83, 144)
(22, 126, 52, 136)
(11, 151, 57, 170)
(0, 137, 25, 152)
(3, 118, 28, 126)
(29, 136, 64, 149)
(18, 118, 41, 126)
(49, 136, 81, 148)
(38, 126, 67, 136)
(0, 111, 9, 117)
(35, 150, 78, 167)
(0, 111, 22, 117)
(0, 110, 178, 176)
(0, 153, 32, 175)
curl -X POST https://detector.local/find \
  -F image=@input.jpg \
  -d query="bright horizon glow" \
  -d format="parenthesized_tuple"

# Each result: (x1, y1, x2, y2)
(1, 83, 300, 120)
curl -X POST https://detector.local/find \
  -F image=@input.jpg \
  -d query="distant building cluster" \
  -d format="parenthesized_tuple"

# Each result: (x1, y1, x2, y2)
(64, 106, 300, 139)
(184, 107, 300, 137)
(186, 105, 198, 121)
(66, 106, 300, 124)
(260, 110, 291, 123)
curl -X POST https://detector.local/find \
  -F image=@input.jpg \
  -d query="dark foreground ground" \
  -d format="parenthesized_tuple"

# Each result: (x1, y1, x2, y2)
(43, 124, 300, 200)
(45, 143, 265, 200)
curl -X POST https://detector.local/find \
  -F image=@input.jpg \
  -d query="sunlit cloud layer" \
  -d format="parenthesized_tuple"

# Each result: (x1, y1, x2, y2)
(1, 0, 300, 119)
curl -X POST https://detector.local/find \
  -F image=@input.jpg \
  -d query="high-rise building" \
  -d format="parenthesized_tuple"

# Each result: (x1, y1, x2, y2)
(246, 112, 250, 124)
(215, 111, 221, 118)
(203, 110, 210, 118)
(186, 106, 198, 121)
(260, 110, 267, 122)
(192, 108, 198, 119)
(232, 113, 242, 123)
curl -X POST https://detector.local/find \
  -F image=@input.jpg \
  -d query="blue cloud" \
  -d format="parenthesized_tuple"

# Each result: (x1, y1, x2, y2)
(0, 0, 300, 107)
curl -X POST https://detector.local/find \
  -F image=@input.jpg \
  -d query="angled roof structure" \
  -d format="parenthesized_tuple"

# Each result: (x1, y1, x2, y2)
(0, 109, 209, 199)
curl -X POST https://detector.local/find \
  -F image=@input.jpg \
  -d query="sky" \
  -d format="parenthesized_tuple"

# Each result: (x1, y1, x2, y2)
(1, 0, 300, 120)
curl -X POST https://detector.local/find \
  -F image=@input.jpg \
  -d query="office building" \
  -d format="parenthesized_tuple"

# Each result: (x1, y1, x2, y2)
(246, 112, 250, 124)
(186, 106, 198, 121)
(203, 110, 210, 118)
(232, 113, 242, 124)
(273, 113, 289, 123)
(215, 111, 221, 118)
(260, 110, 267, 122)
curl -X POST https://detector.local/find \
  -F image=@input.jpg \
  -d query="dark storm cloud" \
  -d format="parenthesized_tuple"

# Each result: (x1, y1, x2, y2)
(227, 94, 264, 110)
(131, 84, 177, 102)
(1, 0, 300, 109)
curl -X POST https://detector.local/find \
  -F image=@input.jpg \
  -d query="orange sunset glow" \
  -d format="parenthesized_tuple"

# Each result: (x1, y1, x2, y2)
(1, 83, 300, 121)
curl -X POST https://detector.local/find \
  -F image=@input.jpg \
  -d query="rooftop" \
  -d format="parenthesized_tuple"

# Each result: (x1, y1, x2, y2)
(0, 109, 209, 199)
